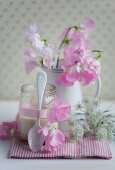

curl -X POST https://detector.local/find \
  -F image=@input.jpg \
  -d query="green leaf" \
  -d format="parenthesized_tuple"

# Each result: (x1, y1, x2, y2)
(42, 39, 48, 45)
(95, 54, 101, 60)
(92, 50, 103, 60)
(72, 26, 80, 30)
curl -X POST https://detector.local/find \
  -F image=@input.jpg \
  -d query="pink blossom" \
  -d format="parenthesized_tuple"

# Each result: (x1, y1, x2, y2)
(69, 31, 85, 48)
(42, 128, 65, 152)
(38, 124, 51, 137)
(3, 121, 18, 130)
(0, 121, 17, 140)
(26, 23, 38, 39)
(60, 19, 95, 47)
(77, 70, 97, 85)
(61, 40, 92, 70)
(0, 124, 10, 140)
(38, 123, 65, 152)
(61, 47, 84, 70)
(58, 58, 100, 85)
(80, 18, 95, 39)
(57, 69, 97, 86)
(56, 71, 78, 86)
(57, 52, 100, 86)
(23, 49, 38, 73)
(47, 99, 71, 123)
(83, 57, 100, 74)
(60, 27, 85, 49)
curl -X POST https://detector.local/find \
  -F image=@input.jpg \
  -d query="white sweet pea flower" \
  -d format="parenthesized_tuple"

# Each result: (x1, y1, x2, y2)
(26, 23, 45, 50)
(42, 44, 59, 58)
(33, 33, 45, 49)
(41, 44, 59, 68)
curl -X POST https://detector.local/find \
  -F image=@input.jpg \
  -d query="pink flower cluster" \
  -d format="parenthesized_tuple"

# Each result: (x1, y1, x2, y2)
(39, 124, 65, 152)
(57, 19, 101, 86)
(23, 19, 101, 86)
(38, 98, 71, 152)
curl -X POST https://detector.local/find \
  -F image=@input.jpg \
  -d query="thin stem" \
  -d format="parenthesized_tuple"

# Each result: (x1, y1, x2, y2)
(56, 27, 72, 68)
(59, 27, 71, 49)
(56, 26, 80, 68)
(92, 50, 103, 53)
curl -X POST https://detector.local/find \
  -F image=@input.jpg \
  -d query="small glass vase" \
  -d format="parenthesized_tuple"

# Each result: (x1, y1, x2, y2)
(18, 83, 56, 140)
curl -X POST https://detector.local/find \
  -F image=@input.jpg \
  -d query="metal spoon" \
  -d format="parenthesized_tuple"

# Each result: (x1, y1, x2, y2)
(28, 71, 47, 152)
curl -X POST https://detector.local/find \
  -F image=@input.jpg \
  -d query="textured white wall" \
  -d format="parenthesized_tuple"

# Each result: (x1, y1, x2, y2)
(0, 0, 115, 100)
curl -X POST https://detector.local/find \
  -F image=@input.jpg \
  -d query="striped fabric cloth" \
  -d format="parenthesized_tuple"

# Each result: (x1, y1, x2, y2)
(9, 133, 112, 159)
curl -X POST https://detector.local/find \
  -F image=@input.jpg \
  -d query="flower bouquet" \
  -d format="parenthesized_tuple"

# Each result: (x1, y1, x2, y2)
(23, 19, 102, 106)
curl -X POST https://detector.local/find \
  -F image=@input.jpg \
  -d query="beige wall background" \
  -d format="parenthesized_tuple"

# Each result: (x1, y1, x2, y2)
(0, 0, 115, 100)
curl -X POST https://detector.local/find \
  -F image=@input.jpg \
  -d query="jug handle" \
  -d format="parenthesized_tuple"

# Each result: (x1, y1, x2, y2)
(94, 76, 101, 98)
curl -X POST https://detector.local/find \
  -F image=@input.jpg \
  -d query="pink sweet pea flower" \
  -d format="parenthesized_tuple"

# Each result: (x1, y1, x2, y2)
(23, 49, 38, 73)
(60, 27, 85, 49)
(57, 69, 97, 86)
(77, 70, 97, 85)
(42, 128, 65, 152)
(57, 25, 100, 86)
(26, 23, 38, 39)
(61, 47, 84, 70)
(56, 72, 73, 86)
(57, 54, 100, 86)
(56, 71, 78, 86)
(47, 99, 71, 123)
(69, 31, 85, 49)
(83, 57, 100, 75)
(3, 121, 18, 130)
(38, 123, 65, 152)
(0, 124, 10, 140)
(0, 121, 17, 140)
(80, 18, 95, 39)
(60, 19, 95, 47)
(38, 124, 51, 137)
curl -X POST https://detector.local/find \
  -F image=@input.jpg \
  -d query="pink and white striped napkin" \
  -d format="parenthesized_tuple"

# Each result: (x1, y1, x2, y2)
(9, 132, 112, 159)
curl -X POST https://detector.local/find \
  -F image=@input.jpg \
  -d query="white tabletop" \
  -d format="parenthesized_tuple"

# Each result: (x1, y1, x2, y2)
(0, 101, 115, 170)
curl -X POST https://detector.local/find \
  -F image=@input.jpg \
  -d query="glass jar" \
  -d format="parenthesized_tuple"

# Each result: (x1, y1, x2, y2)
(18, 83, 56, 140)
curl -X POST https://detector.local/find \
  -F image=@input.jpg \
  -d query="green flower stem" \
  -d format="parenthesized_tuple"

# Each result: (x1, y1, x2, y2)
(56, 27, 71, 68)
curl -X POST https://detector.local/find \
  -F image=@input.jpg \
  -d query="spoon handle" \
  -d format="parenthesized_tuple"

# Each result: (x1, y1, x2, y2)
(36, 71, 47, 122)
